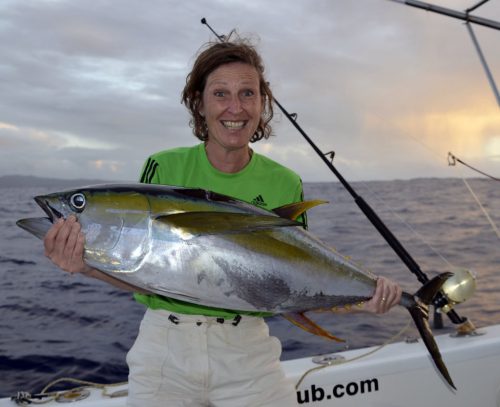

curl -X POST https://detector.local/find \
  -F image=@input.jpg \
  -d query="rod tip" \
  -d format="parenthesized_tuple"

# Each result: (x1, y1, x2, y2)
(201, 18, 207, 24)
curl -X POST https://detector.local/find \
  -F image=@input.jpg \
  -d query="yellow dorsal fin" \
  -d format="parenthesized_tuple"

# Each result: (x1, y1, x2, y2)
(273, 200, 328, 220)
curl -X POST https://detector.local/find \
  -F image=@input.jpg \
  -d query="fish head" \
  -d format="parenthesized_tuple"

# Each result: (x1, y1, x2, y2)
(34, 189, 83, 222)
(33, 185, 152, 272)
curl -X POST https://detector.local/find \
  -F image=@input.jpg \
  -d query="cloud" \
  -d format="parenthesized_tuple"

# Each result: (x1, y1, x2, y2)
(0, 0, 499, 181)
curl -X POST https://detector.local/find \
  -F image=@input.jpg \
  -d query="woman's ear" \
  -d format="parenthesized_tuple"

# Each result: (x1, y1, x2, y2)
(196, 91, 204, 117)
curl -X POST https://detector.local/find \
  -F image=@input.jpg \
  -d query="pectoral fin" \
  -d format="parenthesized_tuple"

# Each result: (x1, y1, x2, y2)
(282, 312, 345, 342)
(155, 212, 302, 235)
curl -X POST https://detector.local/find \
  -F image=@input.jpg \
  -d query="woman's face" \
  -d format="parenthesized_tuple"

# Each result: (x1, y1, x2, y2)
(200, 62, 263, 152)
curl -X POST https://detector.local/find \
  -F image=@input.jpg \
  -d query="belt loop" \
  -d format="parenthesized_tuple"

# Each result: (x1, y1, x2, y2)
(168, 314, 180, 325)
(232, 315, 242, 326)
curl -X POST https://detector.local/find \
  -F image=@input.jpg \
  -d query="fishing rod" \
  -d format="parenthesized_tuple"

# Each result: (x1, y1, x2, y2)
(200, 18, 467, 326)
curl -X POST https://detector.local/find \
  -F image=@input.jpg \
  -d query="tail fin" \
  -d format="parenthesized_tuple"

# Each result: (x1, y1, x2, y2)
(406, 272, 456, 390)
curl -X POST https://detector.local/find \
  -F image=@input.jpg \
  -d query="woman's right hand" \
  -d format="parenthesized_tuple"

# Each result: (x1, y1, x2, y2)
(43, 215, 91, 275)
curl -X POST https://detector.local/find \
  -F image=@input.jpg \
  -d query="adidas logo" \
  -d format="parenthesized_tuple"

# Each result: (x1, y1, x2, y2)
(251, 194, 267, 207)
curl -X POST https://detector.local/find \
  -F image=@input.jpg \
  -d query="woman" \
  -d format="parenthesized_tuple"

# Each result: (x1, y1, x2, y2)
(44, 36, 402, 406)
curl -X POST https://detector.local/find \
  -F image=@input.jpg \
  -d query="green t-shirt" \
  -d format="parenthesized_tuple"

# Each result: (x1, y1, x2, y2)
(134, 143, 306, 318)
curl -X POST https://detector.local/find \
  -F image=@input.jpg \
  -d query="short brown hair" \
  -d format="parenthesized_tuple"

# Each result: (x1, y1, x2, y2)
(181, 34, 274, 142)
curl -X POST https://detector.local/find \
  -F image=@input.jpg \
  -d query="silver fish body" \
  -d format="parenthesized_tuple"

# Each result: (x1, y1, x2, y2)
(21, 184, 377, 313)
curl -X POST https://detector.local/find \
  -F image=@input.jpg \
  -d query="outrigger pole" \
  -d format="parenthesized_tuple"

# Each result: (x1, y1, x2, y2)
(389, 0, 500, 108)
(201, 18, 466, 326)
(388, 0, 500, 30)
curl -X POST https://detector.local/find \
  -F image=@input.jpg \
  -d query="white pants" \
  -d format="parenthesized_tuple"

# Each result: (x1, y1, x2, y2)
(126, 309, 298, 407)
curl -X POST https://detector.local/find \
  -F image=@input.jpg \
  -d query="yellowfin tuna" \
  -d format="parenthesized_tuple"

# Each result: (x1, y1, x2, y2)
(17, 183, 455, 389)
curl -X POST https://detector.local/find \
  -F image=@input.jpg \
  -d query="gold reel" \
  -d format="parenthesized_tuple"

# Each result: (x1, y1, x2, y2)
(440, 268, 477, 313)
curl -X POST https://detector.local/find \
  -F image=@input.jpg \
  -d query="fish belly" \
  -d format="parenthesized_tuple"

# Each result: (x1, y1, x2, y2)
(98, 227, 377, 313)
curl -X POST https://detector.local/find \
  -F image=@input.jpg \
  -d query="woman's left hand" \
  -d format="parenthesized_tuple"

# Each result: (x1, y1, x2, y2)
(363, 276, 402, 314)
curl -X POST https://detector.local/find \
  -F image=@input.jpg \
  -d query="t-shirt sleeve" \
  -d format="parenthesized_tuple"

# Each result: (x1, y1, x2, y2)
(139, 156, 161, 184)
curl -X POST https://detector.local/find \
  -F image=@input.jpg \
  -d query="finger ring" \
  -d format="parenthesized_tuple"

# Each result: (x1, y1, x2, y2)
(381, 297, 386, 302)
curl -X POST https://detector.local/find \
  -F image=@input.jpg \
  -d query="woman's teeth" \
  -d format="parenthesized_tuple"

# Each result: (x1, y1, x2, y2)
(222, 120, 245, 129)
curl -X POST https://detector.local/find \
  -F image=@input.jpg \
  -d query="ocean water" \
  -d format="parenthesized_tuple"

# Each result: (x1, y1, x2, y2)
(1, 178, 499, 397)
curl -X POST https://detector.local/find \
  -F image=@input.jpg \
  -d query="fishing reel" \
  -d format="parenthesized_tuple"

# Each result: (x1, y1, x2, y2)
(439, 268, 477, 313)
(433, 268, 479, 335)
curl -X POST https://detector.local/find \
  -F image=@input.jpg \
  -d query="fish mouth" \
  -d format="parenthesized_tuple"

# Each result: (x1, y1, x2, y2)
(34, 195, 63, 223)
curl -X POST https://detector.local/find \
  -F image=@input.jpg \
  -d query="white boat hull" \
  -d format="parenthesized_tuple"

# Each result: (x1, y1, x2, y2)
(2, 324, 500, 406)
(289, 323, 500, 406)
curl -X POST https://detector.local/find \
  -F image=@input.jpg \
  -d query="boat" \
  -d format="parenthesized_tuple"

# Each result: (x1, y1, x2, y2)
(2, 322, 499, 406)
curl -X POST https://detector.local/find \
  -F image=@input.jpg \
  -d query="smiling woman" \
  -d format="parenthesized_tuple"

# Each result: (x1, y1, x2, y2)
(181, 35, 274, 144)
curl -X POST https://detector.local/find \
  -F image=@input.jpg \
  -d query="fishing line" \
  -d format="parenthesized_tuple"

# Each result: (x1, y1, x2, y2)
(335, 114, 456, 271)
(351, 107, 500, 254)
(462, 178, 500, 240)
(354, 129, 500, 249)
(356, 181, 456, 270)
(448, 152, 500, 181)
(448, 153, 500, 240)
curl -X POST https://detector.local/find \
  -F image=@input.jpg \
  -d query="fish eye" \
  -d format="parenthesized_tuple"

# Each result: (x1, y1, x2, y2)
(69, 193, 86, 211)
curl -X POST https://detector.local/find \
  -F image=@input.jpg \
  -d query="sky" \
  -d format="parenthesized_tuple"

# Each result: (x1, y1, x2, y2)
(0, 0, 499, 182)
